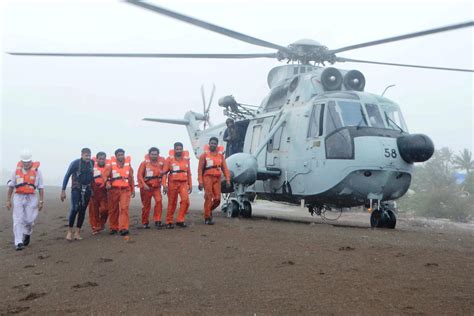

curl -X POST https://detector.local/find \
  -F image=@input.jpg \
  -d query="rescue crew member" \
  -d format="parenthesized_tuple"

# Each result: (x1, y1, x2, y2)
(223, 118, 244, 157)
(163, 142, 192, 228)
(198, 137, 231, 225)
(103, 148, 135, 236)
(61, 148, 94, 241)
(89, 152, 109, 235)
(137, 147, 165, 229)
(6, 150, 44, 251)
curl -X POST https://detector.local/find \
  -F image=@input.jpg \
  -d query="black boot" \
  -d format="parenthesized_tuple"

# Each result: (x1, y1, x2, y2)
(15, 243, 25, 251)
(23, 235, 31, 246)
(166, 223, 174, 229)
(176, 222, 187, 228)
(119, 230, 129, 236)
(154, 221, 162, 229)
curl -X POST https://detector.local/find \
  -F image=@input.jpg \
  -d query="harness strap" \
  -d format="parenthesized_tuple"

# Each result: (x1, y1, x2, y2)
(15, 183, 36, 189)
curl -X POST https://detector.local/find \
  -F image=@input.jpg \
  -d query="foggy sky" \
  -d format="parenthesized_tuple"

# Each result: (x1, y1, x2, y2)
(1, 0, 473, 185)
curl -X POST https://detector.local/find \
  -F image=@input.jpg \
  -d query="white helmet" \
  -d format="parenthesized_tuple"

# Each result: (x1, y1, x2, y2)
(20, 149, 33, 162)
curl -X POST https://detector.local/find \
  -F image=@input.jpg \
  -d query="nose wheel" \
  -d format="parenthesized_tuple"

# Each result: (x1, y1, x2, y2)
(370, 204, 397, 229)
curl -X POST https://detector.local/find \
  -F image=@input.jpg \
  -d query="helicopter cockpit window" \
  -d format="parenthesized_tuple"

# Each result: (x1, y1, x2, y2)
(265, 84, 289, 112)
(365, 103, 385, 128)
(380, 103, 408, 132)
(326, 100, 367, 134)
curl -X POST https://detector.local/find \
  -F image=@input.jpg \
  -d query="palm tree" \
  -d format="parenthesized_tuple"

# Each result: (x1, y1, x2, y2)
(453, 149, 474, 173)
(438, 147, 454, 175)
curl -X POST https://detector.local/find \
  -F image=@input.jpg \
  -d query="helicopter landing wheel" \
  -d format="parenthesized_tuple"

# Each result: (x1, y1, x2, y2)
(241, 201, 252, 218)
(221, 202, 229, 213)
(227, 200, 240, 218)
(370, 209, 388, 228)
(385, 209, 397, 229)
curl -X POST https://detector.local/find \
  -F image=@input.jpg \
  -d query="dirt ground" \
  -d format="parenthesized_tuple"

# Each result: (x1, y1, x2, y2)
(1, 187, 473, 315)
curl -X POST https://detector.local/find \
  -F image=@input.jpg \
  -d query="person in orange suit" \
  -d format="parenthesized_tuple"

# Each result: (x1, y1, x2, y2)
(198, 137, 231, 225)
(137, 147, 166, 229)
(89, 152, 109, 235)
(162, 142, 192, 229)
(102, 148, 135, 236)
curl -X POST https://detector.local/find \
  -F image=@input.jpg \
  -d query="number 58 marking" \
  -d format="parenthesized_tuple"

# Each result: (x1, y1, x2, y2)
(384, 148, 397, 158)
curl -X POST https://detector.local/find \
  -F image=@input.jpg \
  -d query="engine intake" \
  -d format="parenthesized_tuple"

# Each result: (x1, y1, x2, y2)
(321, 67, 343, 91)
(343, 70, 366, 91)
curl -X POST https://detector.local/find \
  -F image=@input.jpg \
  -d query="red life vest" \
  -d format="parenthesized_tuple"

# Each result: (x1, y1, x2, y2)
(110, 156, 131, 188)
(92, 157, 110, 186)
(15, 161, 40, 194)
(142, 154, 165, 187)
(203, 144, 225, 177)
(167, 150, 190, 182)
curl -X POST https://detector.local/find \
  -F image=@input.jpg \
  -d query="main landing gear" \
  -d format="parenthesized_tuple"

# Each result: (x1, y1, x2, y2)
(221, 184, 253, 218)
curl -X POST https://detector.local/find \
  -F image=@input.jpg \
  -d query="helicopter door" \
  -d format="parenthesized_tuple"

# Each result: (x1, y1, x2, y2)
(306, 103, 326, 175)
(248, 116, 275, 166)
(266, 122, 285, 167)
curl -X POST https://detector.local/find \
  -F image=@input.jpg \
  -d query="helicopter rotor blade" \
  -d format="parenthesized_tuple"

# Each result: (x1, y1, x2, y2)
(124, 0, 292, 54)
(7, 52, 278, 59)
(330, 21, 474, 54)
(336, 57, 474, 73)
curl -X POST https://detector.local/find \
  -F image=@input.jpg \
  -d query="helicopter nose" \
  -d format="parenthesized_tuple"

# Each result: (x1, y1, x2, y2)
(397, 134, 434, 163)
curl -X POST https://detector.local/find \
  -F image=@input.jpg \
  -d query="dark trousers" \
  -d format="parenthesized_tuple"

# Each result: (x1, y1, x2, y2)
(68, 187, 91, 228)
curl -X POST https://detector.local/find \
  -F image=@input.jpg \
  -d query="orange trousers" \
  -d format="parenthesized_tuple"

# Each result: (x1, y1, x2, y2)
(166, 181, 190, 224)
(108, 187, 131, 231)
(89, 187, 108, 232)
(203, 175, 221, 219)
(140, 187, 163, 225)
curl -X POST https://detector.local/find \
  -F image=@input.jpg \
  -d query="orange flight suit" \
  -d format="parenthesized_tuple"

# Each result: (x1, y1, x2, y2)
(163, 150, 192, 224)
(198, 145, 231, 220)
(102, 156, 135, 232)
(137, 154, 166, 225)
(89, 158, 109, 232)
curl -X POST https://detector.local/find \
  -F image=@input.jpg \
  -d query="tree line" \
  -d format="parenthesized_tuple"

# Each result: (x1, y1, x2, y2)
(398, 148, 474, 222)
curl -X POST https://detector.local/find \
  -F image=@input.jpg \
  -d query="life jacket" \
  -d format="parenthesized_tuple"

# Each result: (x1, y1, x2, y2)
(167, 150, 190, 182)
(92, 157, 110, 186)
(203, 144, 225, 177)
(142, 154, 165, 187)
(14, 161, 40, 194)
(110, 155, 132, 188)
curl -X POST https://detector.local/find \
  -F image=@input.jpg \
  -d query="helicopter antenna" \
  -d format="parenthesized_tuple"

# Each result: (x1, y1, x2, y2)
(381, 84, 396, 96)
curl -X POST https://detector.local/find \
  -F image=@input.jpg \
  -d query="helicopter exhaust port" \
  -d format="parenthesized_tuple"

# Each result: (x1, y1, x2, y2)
(397, 134, 434, 163)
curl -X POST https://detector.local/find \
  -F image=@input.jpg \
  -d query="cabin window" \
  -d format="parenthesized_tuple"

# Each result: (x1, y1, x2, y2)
(380, 103, 408, 132)
(267, 126, 283, 152)
(326, 100, 367, 134)
(265, 84, 289, 112)
(250, 125, 262, 154)
(307, 104, 323, 138)
(365, 103, 385, 128)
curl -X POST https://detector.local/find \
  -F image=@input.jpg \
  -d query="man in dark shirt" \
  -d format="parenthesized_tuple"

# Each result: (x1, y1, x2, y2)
(223, 118, 244, 157)
(61, 148, 94, 241)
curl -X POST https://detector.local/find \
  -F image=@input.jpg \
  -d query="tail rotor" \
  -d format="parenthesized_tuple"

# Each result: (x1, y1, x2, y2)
(201, 84, 215, 129)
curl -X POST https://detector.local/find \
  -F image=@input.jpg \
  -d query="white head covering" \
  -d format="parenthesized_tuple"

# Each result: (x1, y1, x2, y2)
(20, 149, 33, 162)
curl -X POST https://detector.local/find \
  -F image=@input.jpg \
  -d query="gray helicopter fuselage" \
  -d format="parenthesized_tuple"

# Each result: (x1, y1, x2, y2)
(180, 65, 430, 209)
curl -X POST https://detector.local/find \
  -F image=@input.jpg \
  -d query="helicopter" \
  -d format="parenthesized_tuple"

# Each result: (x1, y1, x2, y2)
(8, 1, 473, 229)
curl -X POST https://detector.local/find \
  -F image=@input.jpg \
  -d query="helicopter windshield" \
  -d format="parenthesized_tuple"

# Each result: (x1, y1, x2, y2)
(379, 103, 408, 132)
(326, 100, 367, 134)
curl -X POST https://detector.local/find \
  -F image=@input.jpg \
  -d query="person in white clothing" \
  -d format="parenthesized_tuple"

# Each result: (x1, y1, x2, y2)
(6, 150, 44, 251)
